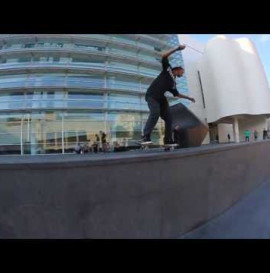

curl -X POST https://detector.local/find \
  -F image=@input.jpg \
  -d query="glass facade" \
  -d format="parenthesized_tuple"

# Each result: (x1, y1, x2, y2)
(0, 34, 189, 155)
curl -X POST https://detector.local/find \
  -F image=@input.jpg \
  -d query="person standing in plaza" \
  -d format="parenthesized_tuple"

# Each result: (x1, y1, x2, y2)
(244, 130, 250, 142)
(95, 134, 100, 152)
(263, 129, 268, 140)
(100, 131, 108, 152)
(227, 133, 231, 143)
(254, 130, 258, 141)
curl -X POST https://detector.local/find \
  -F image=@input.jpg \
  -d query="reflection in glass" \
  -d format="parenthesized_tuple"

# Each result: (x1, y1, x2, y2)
(0, 34, 189, 154)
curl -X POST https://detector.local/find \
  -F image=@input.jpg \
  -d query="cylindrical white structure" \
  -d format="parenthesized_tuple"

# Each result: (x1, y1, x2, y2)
(178, 34, 210, 144)
(233, 117, 240, 143)
(199, 35, 270, 123)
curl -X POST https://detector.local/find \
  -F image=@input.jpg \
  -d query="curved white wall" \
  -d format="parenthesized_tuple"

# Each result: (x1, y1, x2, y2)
(199, 35, 270, 123)
(178, 35, 206, 120)
(178, 35, 210, 144)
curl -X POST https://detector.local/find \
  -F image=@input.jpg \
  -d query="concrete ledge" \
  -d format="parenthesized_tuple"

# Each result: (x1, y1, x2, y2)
(0, 141, 265, 168)
(0, 141, 270, 238)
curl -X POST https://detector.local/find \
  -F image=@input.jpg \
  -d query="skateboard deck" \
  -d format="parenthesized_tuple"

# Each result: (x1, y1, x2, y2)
(163, 143, 179, 151)
(134, 141, 178, 151)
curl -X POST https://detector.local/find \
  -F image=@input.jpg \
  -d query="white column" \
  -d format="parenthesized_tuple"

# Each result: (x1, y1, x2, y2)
(104, 74, 108, 134)
(233, 117, 240, 143)
(104, 111, 108, 133)
(20, 115, 23, 155)
(61, 113, 64, 154)
(139, 79, 144, 135)
(27, 113, 30, 143)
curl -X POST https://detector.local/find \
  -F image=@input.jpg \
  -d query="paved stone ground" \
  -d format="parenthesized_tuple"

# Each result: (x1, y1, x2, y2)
(180, 177, 270, 239)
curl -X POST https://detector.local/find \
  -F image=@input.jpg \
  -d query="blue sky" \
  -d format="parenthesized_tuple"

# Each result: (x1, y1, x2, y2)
(191, 34, 270, 86)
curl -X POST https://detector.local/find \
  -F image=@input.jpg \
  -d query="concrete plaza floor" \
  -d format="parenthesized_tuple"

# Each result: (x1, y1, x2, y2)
(181, 176, 270, 239)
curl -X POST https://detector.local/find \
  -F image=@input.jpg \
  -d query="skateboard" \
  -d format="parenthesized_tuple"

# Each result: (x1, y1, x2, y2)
(138, 141, 153, 150)
(135, 141, 179, 151)
(163, 143, 179, 151)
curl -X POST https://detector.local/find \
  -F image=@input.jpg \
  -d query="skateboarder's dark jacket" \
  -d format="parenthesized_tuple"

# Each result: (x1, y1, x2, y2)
(145, 56, 180, 101)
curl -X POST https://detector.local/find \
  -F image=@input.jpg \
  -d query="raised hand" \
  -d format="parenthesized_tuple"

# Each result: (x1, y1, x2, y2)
(177, 44, 186, 51)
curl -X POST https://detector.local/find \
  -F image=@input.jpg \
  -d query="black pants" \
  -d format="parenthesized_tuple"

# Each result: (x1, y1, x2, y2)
(143, 96, 172, 142)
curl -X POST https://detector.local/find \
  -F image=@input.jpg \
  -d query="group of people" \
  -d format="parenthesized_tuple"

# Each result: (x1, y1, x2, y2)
(225, 129, 269, 143)
(244, 129, 269, 142)
(75, 130, 109, 154)
(94, 131, 109, 153)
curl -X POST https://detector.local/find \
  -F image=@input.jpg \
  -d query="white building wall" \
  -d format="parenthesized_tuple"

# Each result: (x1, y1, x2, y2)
(267, 118, 270, 130)
(177, 35, 270, 145)
(178, 35, 209, 144)
(199, 35, 270, 123)
(218, 123, 234, 143)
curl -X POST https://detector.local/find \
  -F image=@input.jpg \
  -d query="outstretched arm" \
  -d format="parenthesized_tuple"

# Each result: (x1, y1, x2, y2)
(161, 44, 186, 59)
(170, 88, 195, 103)
(176, 93, 195, 103)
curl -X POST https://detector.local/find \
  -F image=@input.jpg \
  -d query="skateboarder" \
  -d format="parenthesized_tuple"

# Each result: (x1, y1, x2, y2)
(141, 44, 195, 145)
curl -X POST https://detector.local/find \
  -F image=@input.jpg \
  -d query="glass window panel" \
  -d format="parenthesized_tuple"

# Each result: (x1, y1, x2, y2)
(0, 113, 23, 123)
(0, 93, 25, 110)
(139, 67, 159, 77)
(64, 112, 104, 121)
(0, 81, 26, 88)
(6, 58, 17, 63)
(0, 144, 21, 155)
(0, 133, 21, 144)
(108, 93, 140, 103)
(109, 47, 137, 57)
(110, 35, 137, 46)
(107, 112, 141, 122)
(0, 92, 24, 101)
(108, 102, 140, 110)
(0, 112, 22, 145)
(68, 92, 103, 100)
(108, 61, 138, 72)
(72, 55, 99, 63)
(78, 130, 88, 142)
(24, 92, 65, 109)
(67, 100, 103, 108)
(0, 74, 27, 81)
(27, 74, 66, 86)
(66, 75, 104, 88)
(59, 57, 70, 63)
(36, 43, 45, 47)
(138, 52, 159, 62)
(24, 43, 35, 48)
(18, 57, 32, 62)
(0, 76, 27, 83)
(107, 76, 140, 91)
(74, 44, 106, 52)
